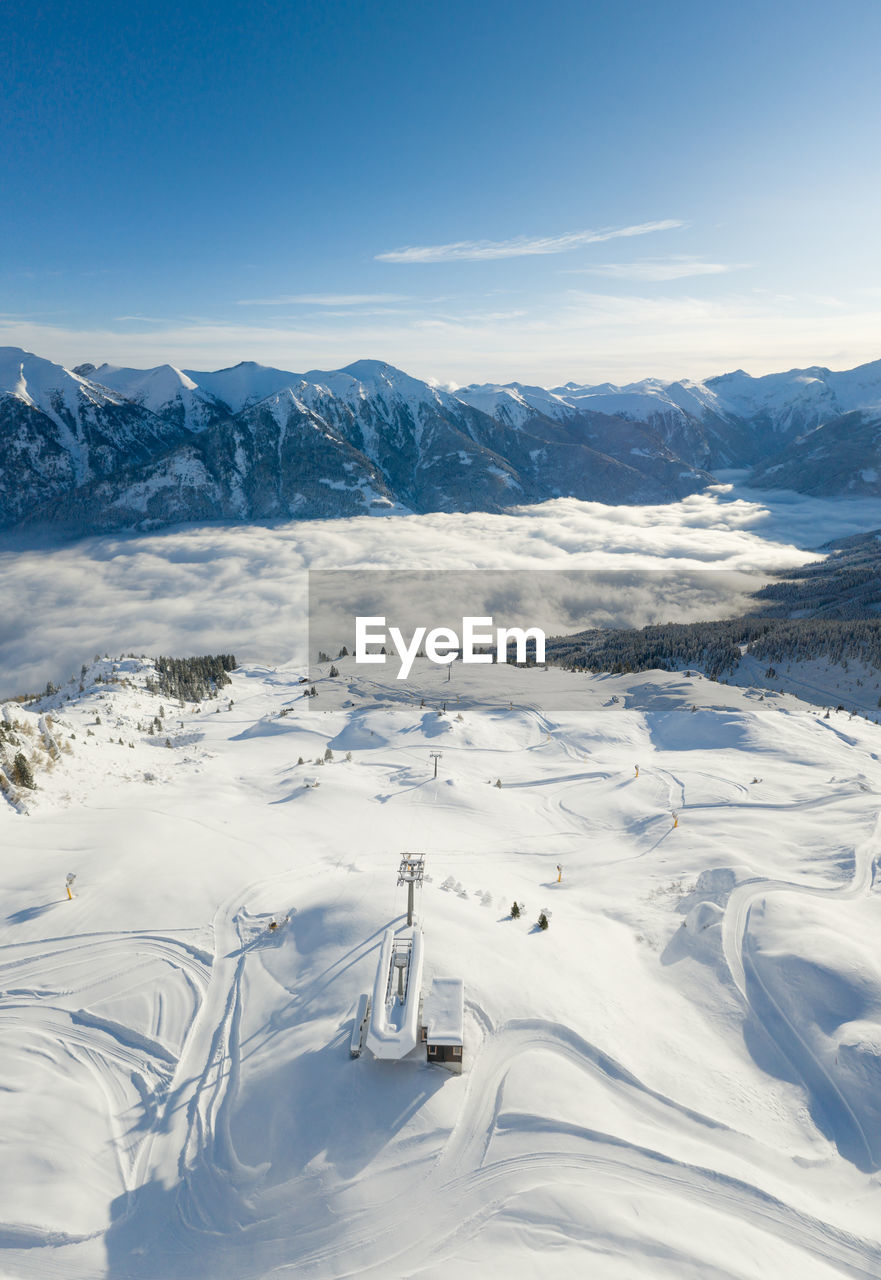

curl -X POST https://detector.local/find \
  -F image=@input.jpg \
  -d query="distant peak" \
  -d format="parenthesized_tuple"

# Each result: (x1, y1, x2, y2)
(339, 358, 405, 379)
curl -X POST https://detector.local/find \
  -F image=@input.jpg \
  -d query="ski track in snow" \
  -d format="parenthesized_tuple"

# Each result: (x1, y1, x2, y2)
(2, 659, 881, 1277)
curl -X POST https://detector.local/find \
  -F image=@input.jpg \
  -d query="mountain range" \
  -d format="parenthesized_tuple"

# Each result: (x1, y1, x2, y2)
(1, 346, 880, 535)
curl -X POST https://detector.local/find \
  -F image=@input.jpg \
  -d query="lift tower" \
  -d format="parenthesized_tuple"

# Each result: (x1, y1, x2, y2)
(398, 853, 426, 927)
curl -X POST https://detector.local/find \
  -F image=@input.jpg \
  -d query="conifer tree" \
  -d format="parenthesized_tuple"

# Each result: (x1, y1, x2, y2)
(12, 752, 35, 789)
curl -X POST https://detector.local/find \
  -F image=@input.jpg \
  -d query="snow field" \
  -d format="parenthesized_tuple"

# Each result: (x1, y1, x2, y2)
(1, 656, 881, 1277)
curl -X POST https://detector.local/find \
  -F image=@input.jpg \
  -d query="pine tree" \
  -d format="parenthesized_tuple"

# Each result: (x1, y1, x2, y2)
(12, 752, 35, 789)
(510, 901, 521, 918)
(324, 746, 334, 761)
(329, 665, 339, 677)
(537, 912, 549, 930)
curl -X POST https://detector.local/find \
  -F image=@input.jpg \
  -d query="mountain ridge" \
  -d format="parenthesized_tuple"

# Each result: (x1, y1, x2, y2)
(1, 346, 878, 534)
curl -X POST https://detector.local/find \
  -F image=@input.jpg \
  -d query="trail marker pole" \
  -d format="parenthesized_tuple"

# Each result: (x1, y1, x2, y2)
(672, 811, 679, 829)
(556, 864, 563, 883)
(65, 873, 77, 900)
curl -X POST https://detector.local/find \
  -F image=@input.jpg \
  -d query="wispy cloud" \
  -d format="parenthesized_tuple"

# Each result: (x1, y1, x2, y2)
(375, 220, 686, 264)
(236, 293, 411, 306)
(565, 257, 748, 282)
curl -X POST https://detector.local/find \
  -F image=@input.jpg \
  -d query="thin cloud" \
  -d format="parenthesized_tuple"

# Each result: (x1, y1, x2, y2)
(375, 220, 686, 264)
(237, 293, 411, 306)
(566, 258, 748, 282)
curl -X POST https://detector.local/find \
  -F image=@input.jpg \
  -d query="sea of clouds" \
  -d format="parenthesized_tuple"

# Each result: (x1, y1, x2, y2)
(2, 484, 879, 697)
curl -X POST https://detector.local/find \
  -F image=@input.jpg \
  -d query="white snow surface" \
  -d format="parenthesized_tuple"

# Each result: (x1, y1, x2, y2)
(181, 361, 304, 413)
(2, 655, 881, 1278)
(0, 347, 129, 417)
(88, 363, 231, 432)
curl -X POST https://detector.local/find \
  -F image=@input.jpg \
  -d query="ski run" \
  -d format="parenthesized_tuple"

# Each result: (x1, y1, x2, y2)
(2, 654, 881, 1279)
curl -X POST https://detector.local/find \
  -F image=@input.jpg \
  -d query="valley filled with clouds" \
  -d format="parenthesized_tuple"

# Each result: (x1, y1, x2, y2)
(4, 483, 879, 698)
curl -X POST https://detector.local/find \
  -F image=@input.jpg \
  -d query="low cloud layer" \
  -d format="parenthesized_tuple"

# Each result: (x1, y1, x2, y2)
(2, 486, 878, 697)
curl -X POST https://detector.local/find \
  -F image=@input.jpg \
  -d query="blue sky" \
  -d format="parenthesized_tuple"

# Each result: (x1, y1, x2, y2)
(3, 0, 880, 384)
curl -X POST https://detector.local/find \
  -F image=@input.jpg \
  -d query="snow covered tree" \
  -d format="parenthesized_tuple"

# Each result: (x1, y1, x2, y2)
(510, 901, 521, 918)
(537, 911, 549, 930)
(324, 746, 334, 761)
(329, 665, 339, 677)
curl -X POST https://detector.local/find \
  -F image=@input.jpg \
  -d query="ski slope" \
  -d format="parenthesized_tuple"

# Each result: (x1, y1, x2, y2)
(2, 656, 881, 1278)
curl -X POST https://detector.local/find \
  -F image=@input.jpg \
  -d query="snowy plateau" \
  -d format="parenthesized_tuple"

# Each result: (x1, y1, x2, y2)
(3, 653, 881, 1279)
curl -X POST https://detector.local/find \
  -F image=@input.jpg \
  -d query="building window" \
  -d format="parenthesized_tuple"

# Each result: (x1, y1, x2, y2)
(452, 1046, 462, 1058)
(428, 1044, 437, 1056)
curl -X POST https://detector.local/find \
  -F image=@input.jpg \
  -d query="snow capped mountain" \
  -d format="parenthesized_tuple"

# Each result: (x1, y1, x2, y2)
(454, 381, 577, 428)
(181, 361, 303, 413)
(458, 359, 881, 478)
(0, 347, 135, 425)
(89, 362, 230, 433)
(706, 359, 881, 433)
(2, 347, 880, 535)
(0, 347, 183, 524)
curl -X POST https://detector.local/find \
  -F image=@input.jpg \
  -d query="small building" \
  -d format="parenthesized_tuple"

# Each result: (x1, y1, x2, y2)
(421, 977, 464, 1073)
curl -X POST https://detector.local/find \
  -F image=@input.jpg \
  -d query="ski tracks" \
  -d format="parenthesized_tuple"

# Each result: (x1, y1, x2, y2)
(283, 1004, 881, 1280)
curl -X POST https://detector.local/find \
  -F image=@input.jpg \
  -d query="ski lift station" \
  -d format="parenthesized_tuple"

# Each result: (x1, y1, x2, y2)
(351, 854, 464, 1073)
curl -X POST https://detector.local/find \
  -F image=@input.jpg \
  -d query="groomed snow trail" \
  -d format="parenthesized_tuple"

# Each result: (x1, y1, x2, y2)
(3, 659, 881, 1278)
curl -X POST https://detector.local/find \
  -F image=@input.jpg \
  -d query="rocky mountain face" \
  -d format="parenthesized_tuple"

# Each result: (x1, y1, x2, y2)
(0, 349, 184, 525)
(749, 410, 881, 497)
(1, 347, 879, 535)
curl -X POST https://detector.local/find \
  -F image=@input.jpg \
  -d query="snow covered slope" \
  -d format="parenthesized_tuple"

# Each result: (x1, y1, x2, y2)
(3, 655, 881, 1278)
(89, 363, 231, 433)
(181, 360, 304, 413)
